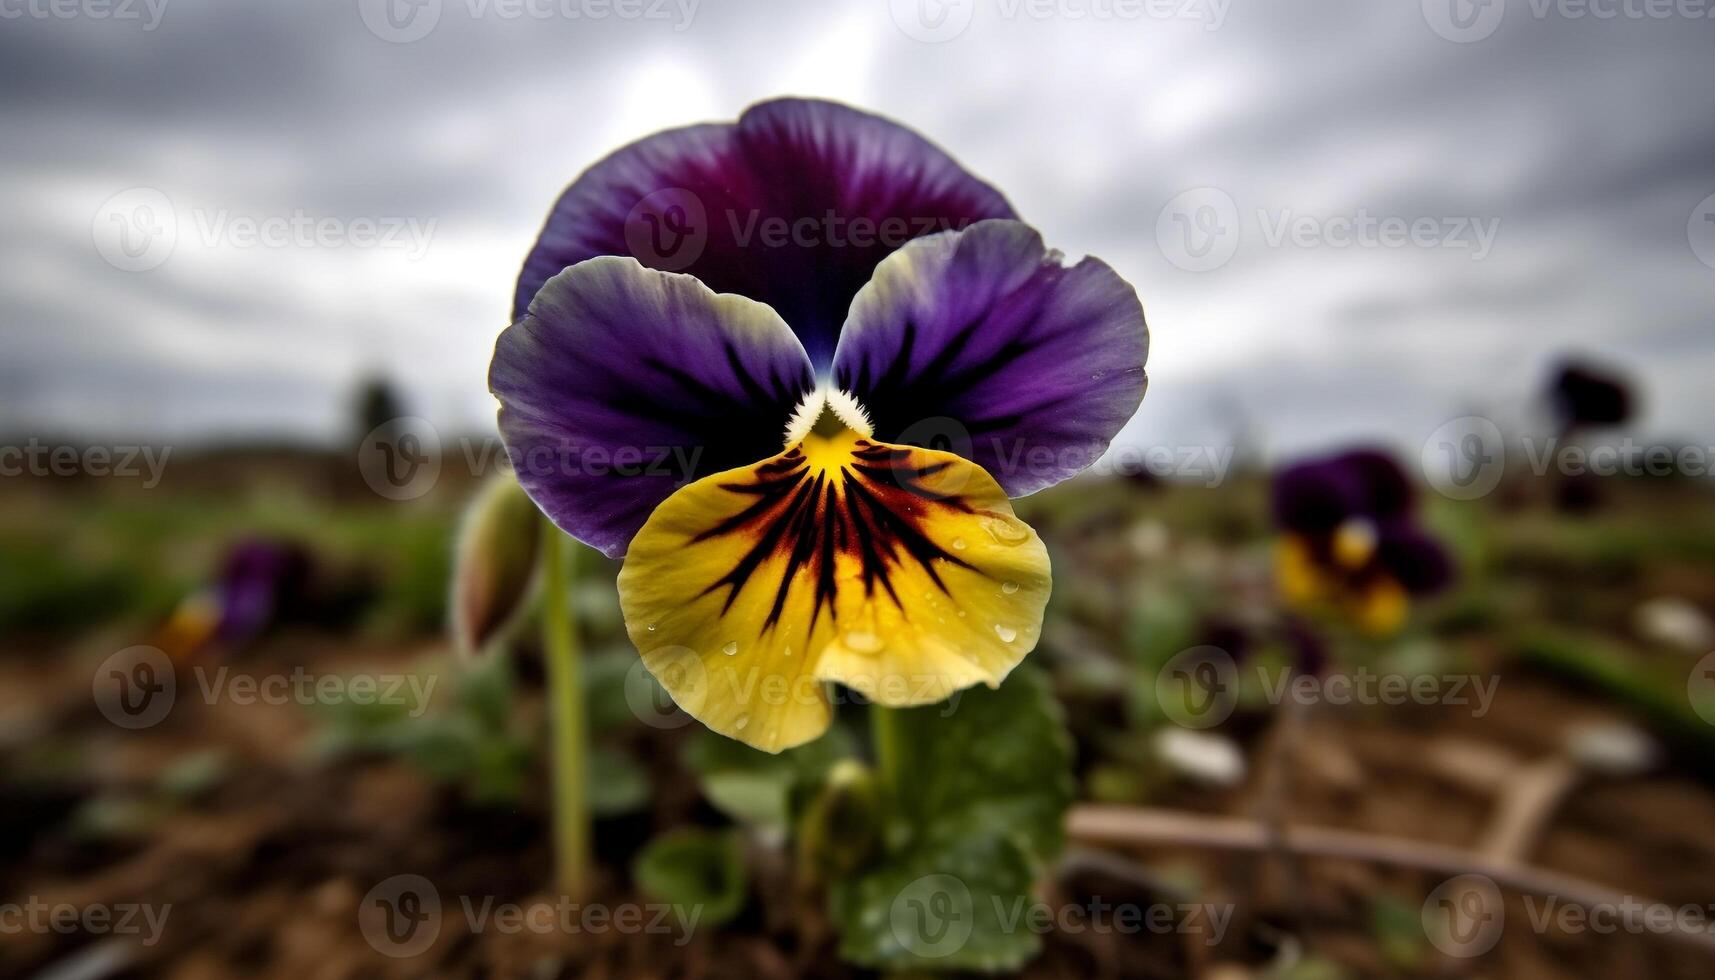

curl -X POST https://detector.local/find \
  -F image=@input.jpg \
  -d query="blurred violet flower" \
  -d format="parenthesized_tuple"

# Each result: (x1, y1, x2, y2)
(1271, 449, 1451, 635)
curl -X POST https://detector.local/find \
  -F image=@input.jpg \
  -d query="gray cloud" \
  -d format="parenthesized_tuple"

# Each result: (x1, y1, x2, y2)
(3, 0, 1712, 462)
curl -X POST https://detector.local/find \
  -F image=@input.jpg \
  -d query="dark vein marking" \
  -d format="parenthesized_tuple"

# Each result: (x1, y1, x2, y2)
(695, 441, 982, 637)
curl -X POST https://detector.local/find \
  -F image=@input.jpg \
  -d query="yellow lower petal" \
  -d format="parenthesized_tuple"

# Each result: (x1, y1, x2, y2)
(617, 427, 1051, 752)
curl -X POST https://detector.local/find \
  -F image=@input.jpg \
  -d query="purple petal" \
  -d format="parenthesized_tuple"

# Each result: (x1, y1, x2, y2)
(1375, 521, 1454, 595)
(1272, 448, 1412, 534)
(513, 98, 1015, 366)
(831, 220, 1149, 497)
(491, 257, 815, 558)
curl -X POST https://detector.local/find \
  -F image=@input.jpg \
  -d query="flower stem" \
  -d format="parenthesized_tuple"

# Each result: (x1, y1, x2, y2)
(870, 701, 904, 812)
(540, 525, 589, 899)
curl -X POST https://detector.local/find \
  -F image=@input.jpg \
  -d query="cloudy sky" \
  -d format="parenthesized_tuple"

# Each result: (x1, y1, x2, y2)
(2, 0, 1711, 463)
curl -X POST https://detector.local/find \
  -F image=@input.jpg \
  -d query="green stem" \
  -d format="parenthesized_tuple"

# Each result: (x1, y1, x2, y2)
(541, 526, 588, 899)
(870, 701, 904, 814)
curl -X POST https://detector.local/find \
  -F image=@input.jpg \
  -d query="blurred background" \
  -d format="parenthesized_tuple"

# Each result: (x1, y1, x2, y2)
(3, 1, 1714, 977)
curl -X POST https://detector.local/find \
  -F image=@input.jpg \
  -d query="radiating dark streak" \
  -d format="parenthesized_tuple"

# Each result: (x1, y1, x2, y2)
(692, 441, 983, 639)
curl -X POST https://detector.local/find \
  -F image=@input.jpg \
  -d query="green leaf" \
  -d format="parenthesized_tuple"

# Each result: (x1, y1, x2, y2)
(833, 833, 1041, 972)
(682, 724, 857, 832)
(588, 745, 650, 817)
(833, 667, 1076, 973)
(633, 828, 747, 927)
(881, 666, 1074, 860)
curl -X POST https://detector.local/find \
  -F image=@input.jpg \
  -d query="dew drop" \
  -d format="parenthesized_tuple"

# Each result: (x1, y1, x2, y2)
(646, 623, 658, 632)
(721, 641, 739, 656)
(1000, 580, 1020, 595)
(735, 714, 750, 731)
(952, 537, 968, 551)
(982, 517, 1030, 546)
(994, 624, 1018, 643)
(843, 630, 884, 654)
(783, 645, 793, 657)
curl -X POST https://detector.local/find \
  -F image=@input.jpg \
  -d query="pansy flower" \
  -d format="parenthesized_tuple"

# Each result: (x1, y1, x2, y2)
(491, 99, 1149, 752)
(1271, 449, 1451, 635)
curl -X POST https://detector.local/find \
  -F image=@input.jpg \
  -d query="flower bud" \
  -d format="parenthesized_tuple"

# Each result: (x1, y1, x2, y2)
(450, 473, 542, 657)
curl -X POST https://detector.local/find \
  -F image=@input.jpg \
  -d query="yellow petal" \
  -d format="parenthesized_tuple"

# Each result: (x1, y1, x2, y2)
(617, 427, 1051, 753)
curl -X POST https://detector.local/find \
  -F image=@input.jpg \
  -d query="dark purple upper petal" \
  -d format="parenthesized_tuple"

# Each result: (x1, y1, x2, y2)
(831, 220, 1149, 498)
(491, 257, 815, 558)
(513, 98, 1016, 366)
(1272, 448, 1413, 534)
(1374, 521, 1454, 595)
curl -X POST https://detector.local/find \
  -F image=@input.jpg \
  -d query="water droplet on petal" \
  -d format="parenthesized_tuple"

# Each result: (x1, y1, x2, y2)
(994, 624, 1018, 643)
(1001, 580, 1019, 595)
(783, 645, 792, 657)
(735, 714, 749, 731)
(843, 630, 884, 654)
(646, 623, 658, 632)
(952, 537, 968, 551)
(721, 641, 739, 656)
(981, 517, 1030, 546)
